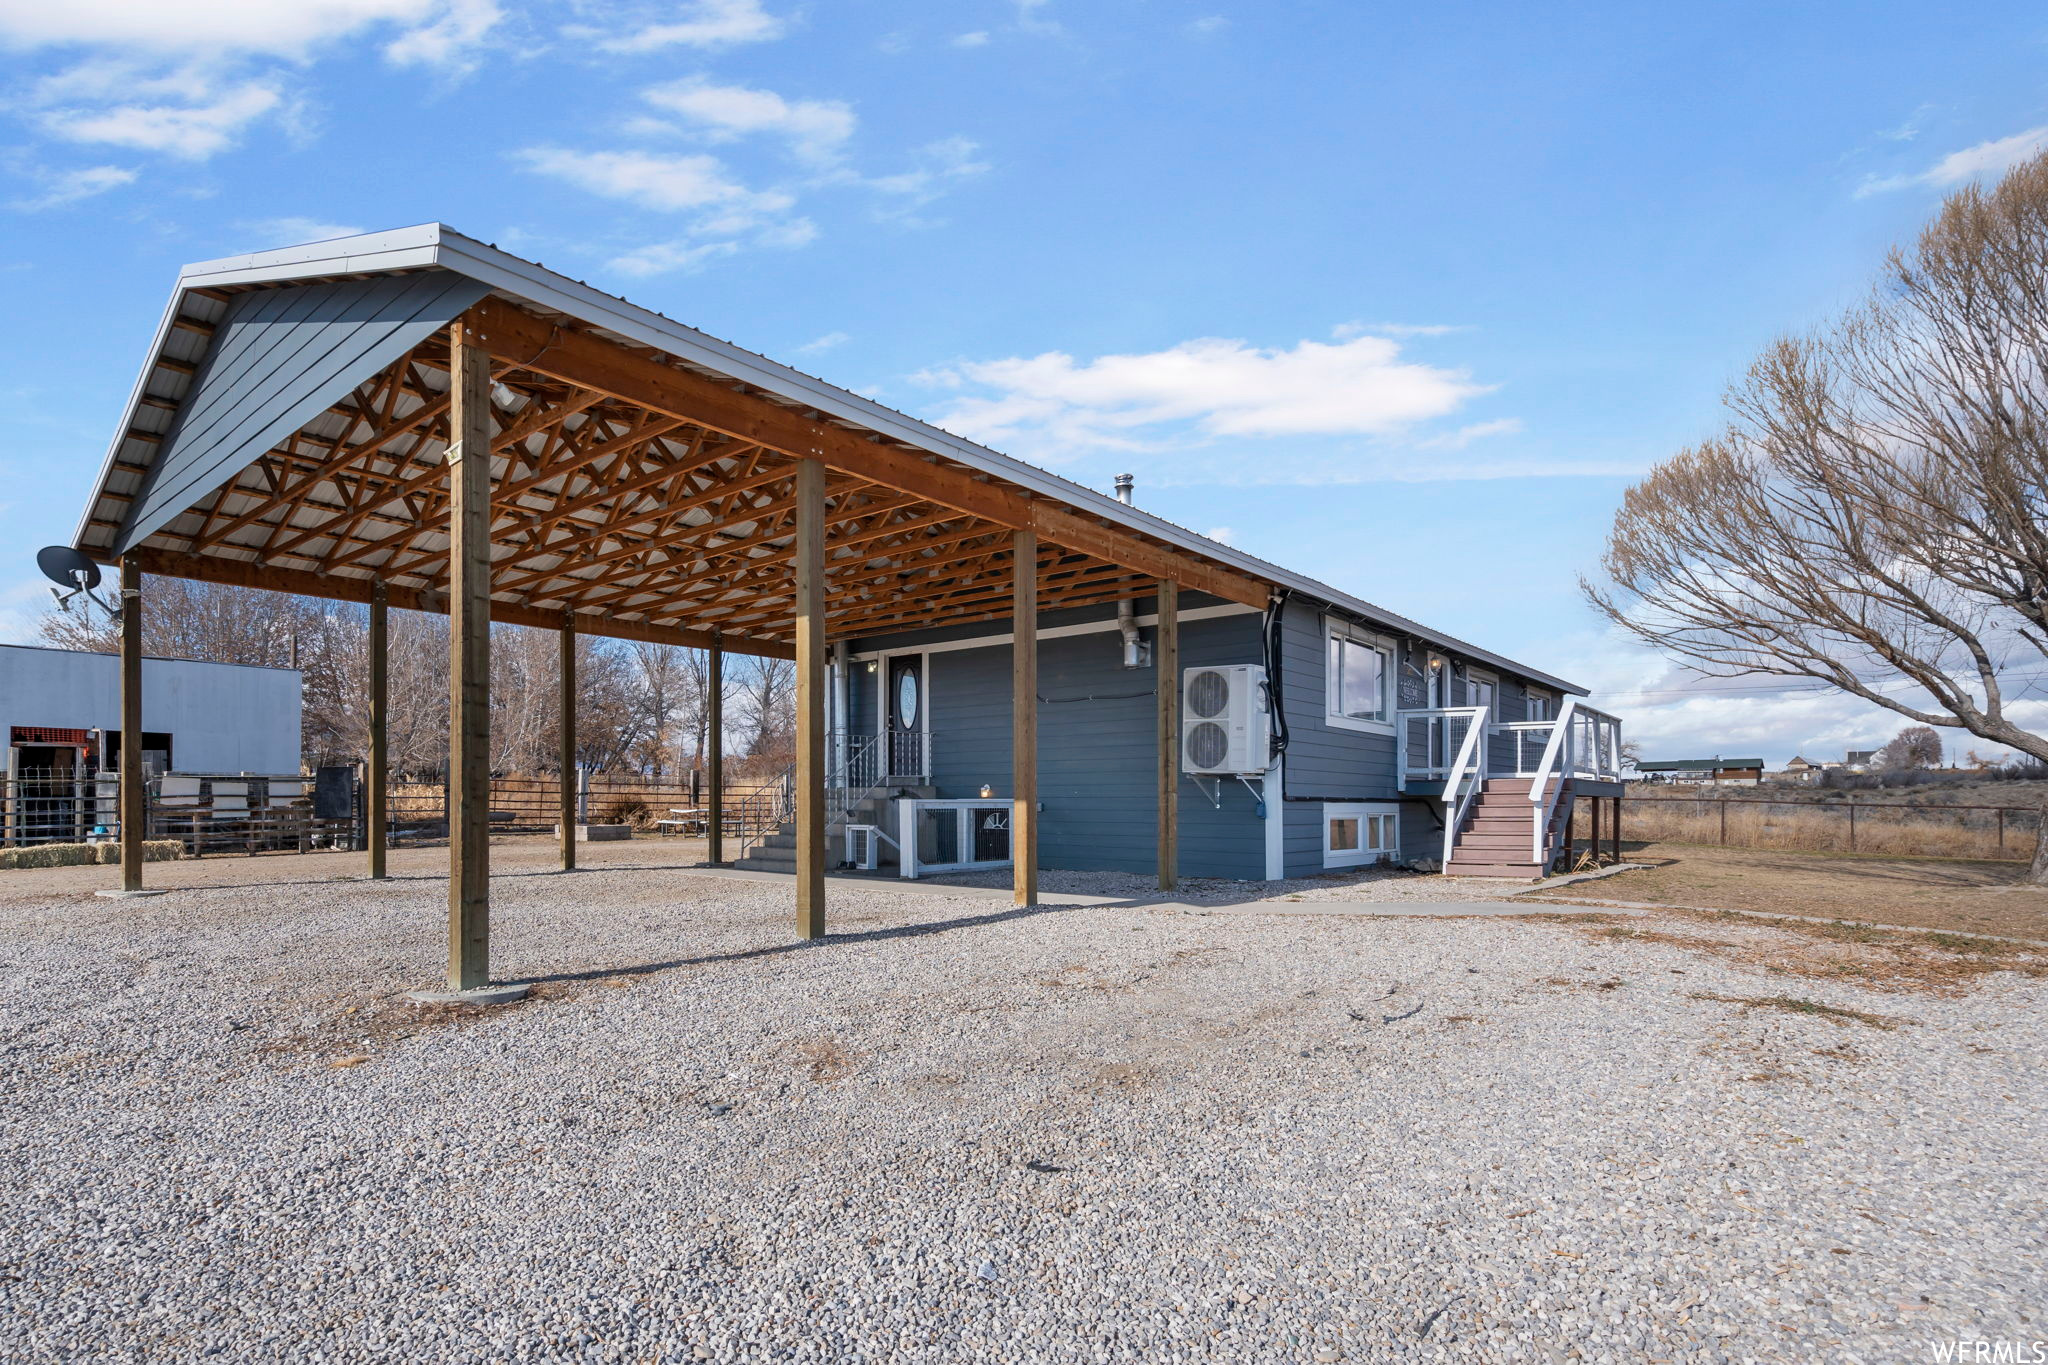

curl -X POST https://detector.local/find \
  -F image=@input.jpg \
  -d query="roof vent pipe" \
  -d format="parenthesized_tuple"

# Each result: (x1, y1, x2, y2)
(1112, 474, 1148, 668)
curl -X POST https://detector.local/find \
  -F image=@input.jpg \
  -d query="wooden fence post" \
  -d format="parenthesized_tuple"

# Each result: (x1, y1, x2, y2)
(1848, 802, 1858, 852)
(1718, 799, 1727, 846)
(367, 579, 388, 879)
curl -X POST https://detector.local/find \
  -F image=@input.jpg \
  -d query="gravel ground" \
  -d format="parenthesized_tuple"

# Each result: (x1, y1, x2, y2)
(937, 863, 1527, 904)
(2, 841, 2043, 1364)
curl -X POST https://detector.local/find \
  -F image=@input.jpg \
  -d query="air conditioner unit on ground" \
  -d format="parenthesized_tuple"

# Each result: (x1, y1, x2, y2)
(1182, 664, 1271, 775)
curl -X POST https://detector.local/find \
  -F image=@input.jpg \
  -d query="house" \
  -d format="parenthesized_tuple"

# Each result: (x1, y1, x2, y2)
(1843, 749, 1878, 772)
(750, 477, 1621, 881)
(1776, 754, 1829, 783)
(63, 222, 1624, 994)
(1635, 757, 1764, 786)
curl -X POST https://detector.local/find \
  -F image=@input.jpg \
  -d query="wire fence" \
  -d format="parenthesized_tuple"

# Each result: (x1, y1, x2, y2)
(1603, 795, 2045, 862)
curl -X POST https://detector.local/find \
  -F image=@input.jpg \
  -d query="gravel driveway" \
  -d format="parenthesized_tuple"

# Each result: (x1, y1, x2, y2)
(1, 844, 2041, 1363)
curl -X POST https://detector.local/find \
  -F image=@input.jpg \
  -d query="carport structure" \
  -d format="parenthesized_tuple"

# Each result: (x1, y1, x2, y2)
(72, 225, 1270, 995)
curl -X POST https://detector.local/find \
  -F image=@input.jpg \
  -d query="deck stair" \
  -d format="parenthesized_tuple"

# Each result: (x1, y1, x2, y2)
(729, 785, 934, 874)
(1444, 777, 1571, 879)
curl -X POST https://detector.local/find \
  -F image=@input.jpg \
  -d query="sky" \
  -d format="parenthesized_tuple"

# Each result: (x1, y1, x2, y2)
(2, 0, 2046, 767)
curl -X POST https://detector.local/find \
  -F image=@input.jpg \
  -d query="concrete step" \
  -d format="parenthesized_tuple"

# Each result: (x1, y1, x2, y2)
(1446, 860, 1545, 878)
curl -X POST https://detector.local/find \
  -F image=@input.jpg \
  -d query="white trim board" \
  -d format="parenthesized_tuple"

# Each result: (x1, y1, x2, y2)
(846, 602, 1259, 661)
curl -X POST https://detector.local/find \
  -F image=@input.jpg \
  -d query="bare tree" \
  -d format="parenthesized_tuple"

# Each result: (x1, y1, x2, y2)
(1875, 724, 1943, 771)
(733, 655, 795, 761)
(1584, 149, 2048, 879)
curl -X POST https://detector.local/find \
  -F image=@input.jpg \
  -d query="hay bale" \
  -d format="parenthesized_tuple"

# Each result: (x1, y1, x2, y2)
(0, 842, 100, 869)
(97, 840, 183, 865)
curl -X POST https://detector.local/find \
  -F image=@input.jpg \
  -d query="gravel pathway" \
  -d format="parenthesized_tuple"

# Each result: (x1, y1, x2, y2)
(1, 847, 2041, 1363)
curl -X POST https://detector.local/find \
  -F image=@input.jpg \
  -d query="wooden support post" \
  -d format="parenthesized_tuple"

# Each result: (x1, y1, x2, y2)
(793, 457, 826, 940)
(707, 641, 724, 864)
(1719, 798, 1728, 846)
(367, 580, 388, 879)
(118, 555, 144, 893)
(446, 326, 493, 991)
(1611, 797, 1621, 864)
(1012, 530, 1038, 907)
(559, 612, 577, 873)
(1157, 580, 1180, 892)
(1590, 795, 1602, 866)
(1848, 801, 1857, 852)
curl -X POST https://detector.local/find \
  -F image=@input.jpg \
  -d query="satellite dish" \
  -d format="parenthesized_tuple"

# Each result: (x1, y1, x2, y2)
(36, 545, 101, 591)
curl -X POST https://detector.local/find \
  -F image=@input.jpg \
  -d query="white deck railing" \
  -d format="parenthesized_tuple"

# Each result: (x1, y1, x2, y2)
(1525, 699, 1625, 862)
(1397, 701, 1624, 870)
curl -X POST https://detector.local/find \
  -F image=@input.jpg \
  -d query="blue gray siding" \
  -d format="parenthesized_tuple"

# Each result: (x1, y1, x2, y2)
(116, 271, 490, 553)
(850, 597, 1268, 878)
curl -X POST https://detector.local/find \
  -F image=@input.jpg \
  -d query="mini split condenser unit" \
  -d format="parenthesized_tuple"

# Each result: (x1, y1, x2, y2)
(1181, 664, 1271, 775)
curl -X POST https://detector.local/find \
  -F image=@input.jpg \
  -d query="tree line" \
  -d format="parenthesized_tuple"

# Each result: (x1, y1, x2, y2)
(37, 580, 796, 780)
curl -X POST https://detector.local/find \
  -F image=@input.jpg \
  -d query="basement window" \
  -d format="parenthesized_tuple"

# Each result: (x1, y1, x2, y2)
(1324, 802, 1398, 868)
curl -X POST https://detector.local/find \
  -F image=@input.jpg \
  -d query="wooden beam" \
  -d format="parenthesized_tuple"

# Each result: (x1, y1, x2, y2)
(367, 580, 388, 880)
(1157, 580, 1179, 893)
(447, 327, 493, 992)
(560, 612, 577, 873)
(123, 546, 795, 660)
(1013, 530, 1038, 908)
(460, 299, 1269, 608)
(794, 457, 826, 940)
(706, 641, 724, 865)
(118, 556, 144, 893)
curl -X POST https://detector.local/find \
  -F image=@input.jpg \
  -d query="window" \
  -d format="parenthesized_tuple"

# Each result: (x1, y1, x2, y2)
(1526, 690, 1555, 723)
(1325, 627, 1393, 730)
(1324, 802, 1399, 867)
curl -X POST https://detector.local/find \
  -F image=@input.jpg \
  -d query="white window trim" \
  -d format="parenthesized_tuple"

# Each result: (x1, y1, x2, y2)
(1526, 687, 1556, 723)
(1463, 667, 1499, 723)
(1323, 801, 1400, 868)
(1324, 621, 1396, 735)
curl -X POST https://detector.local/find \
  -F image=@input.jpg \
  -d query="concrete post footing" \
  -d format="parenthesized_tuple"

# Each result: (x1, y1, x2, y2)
(405, 984, 531, 1006)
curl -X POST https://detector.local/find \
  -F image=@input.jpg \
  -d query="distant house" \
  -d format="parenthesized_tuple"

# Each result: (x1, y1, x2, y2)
(1776, 754, 1829, 783)
(1844, 749, 1878, 772)
(1635, 757, 1765, 786)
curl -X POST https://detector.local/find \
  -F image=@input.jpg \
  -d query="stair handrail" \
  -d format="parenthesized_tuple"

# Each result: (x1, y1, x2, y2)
(1526, 699, 1624, 864)
(732, 730, 888, 859)
(1439, 705, 1491, 868)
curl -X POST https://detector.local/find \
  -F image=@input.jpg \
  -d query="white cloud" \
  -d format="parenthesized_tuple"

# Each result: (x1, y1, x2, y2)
(515, 146, 817, 275)
(1856, 125, 2048, 197)
(384, 0, 501, 68)
(1186, 16, 1228, 37)
(0, 0, 486, 56)
(1563, 627, 2048, 769)
(41, 79, 283, 159)
(1, 0, 499, 168)
(1203, 525, 1236, 545)
(516, 146, 791, 215)
(238, 216, 367, 246)
(952, 31, 991, 47)
(865, 135, 990, 217)
(1416, 417, 1523, 451)
(10, 163, 134, 210)
(641, 78, 854, 165)
(795, 330, 849, 354)
(1013, 0, 1062, 36)
(915, 332, 1489, 460)
(581, 0, 784, 53)
(1334, 320, 1470, 339)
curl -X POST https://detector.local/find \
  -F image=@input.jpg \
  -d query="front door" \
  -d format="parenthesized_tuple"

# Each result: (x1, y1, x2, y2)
(1464, 675, 1496, 777)
(885, 655, 926, 779)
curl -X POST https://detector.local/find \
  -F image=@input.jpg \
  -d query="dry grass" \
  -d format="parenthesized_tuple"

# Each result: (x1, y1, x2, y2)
(1602, 800, 2039, 862)
(1689, 992, 1907, 1030)
(1530, 908, 2048, 996)
(1529, 842, 2048, 940)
